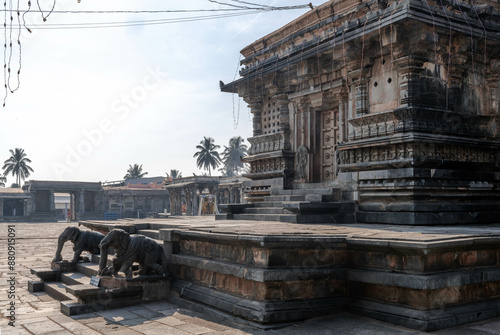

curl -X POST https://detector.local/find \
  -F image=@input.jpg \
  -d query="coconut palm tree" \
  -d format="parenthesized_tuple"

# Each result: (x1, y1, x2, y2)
(123, 164, 148, 180)
(222, 136, 248, 176)
(193, 137, 221, 176)
(2, 148, 34, 187)
(166, 169, 182, 180)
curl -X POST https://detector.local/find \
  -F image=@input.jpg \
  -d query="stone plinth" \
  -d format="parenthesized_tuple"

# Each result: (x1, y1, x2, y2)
(99, 275, 170, 300)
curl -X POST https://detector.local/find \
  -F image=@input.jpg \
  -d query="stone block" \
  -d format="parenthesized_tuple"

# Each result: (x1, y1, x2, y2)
(28, 280, 44, 292)
(31, 268, 61, 282)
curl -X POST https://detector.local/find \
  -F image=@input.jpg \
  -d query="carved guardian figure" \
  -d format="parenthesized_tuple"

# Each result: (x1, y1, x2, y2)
(53, 226, 105, 264)
(98, 228, 169, 278)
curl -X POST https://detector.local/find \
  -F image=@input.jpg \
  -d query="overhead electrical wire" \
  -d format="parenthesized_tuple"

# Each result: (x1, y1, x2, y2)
(15, 11, 266, 30)
(0, 0, 314, 106)
(2, 2, 313, 31)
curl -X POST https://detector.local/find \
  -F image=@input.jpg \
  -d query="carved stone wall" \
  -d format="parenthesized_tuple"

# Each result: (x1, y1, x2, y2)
(221, 0, 500, 223)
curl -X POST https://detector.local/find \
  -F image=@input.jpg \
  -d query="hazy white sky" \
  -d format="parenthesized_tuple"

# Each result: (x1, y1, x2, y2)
(0, 0, 322, 184)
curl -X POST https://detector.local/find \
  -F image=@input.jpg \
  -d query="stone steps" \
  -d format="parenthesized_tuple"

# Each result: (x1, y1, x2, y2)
(263, 195, 306, 202)
(253, 202, 289, 208)
(243, 207, 287, 215)
(220, 186, 355, 223)
(76, 262, 100, 277)
(233, 213, 298, 221)
(30, 254, 169, 316)
(44, 282, 77, 301)
(61, 272, 92, 286)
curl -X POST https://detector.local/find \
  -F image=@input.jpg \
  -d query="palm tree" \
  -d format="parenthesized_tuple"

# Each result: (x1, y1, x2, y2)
(2, 148, 34, 187)
(193, 137, 221, 176)
(0, 175, 6, 187)
(123, 164, 148, 180)
(222, 136, 248, 176)
(166, 169, 182, 180)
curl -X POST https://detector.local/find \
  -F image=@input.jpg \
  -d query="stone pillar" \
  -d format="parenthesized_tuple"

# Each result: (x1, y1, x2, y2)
(0, 198, 3, 217)
(31, 192, 36, 213)
(276, 93, 290, 131)
(209, 186, 217, 213)
(79, 190, 85, 214)
(338, 93, 348, 143)
(249, 101, 263, 136)
(162, 229, 174, 265)
(184, 187, 192, 216)
(168, 190, 175, 215)
(395, 56, 425, 108)
(48, 190, 55, 212)
(354, 80, 368, 116)
(447, 63, 467, 112)
(24, 198, 30, 216)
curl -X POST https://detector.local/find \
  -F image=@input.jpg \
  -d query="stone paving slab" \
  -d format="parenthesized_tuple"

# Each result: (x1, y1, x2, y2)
(2, 220, 500, 334)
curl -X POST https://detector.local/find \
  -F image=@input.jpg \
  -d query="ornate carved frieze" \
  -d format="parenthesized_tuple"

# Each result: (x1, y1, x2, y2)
(348, 108, 494, 141)
(247, 132, 291, 155)
(338, 141, 499, 172)
(248, 156, 294, 174)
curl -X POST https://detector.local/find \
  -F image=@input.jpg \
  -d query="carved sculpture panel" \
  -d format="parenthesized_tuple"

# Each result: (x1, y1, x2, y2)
(296, 145, 309, 180)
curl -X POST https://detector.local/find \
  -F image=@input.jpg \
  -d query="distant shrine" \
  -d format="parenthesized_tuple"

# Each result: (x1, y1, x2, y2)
(221, 0, 500, 224)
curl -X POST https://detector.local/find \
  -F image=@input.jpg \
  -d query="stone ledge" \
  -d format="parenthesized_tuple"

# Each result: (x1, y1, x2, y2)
(172, 254, 346, 282)
(348, 267, 500, 290)
(349, 298, 500, 332)
(171, 280, 346, 324)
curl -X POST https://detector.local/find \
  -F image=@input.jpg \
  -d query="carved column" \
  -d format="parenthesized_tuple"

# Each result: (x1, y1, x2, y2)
(349, 68, 369, 117)
(295, 97, 310, 148)
(486, 77, 498, 116)
(249, 101, 263, 136)
(337, 93, 348, 143)
(447, 61, 467, 112)
(394, 56, 425, 108)
(275, 93, 290, 131)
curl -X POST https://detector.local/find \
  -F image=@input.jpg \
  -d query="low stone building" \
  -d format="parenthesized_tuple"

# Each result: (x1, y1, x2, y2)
(0, 188, 31, 219)
(103, 186, 169, 218)
(165, 176, 248, 216)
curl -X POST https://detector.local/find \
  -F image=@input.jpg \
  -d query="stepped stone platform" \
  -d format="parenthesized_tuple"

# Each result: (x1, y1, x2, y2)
(29, 253, 170, 316)
(218, 185, 356, 223)
(76, 217, 500, 332)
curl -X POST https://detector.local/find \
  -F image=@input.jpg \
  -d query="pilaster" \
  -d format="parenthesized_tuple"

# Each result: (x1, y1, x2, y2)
(394, 56, 425, 108)
(249, 101, 264, 136)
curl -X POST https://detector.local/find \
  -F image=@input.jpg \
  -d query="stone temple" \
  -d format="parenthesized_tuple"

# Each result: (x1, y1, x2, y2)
(220, 0, 500, 224)
(27, 0, 500, 332)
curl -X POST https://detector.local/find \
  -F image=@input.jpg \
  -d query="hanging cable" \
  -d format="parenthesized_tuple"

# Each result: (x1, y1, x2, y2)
(36, 0, 56, 21)
(17, 10, 269, 30)
(11, 0, 22, 93)
(3, 0, 8, 106)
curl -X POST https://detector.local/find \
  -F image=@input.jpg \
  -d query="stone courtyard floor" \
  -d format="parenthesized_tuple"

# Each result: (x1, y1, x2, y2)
(2, 219, 500, 334)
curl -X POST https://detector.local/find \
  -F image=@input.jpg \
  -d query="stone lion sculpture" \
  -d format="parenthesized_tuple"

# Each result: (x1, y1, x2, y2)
(98, 228, 169, 278)
(53, 226, 105, 264)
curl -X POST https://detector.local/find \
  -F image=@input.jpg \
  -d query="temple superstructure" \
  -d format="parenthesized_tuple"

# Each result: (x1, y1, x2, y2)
(221, 0, 500, 224)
